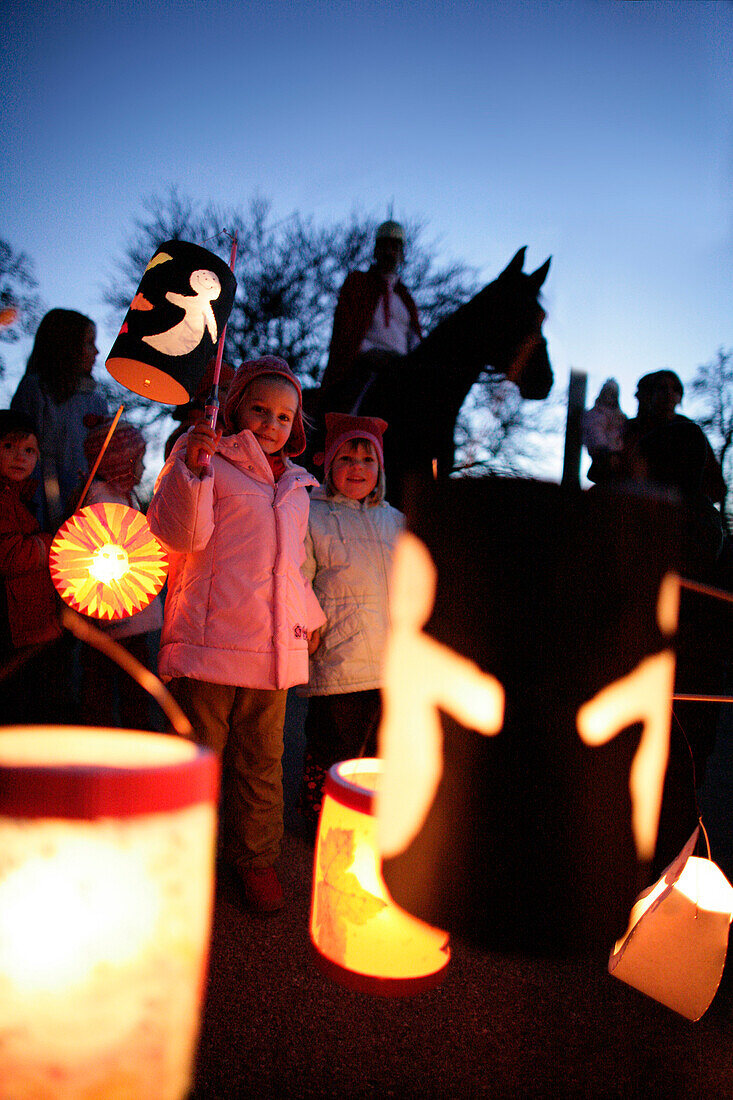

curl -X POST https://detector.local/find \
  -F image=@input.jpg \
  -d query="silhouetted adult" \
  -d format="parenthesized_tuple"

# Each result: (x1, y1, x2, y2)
(625, 370, 725, 571)
(320, 220, 422, 412)
(11, 309, 108, 529)
(623, 370, 728, 877)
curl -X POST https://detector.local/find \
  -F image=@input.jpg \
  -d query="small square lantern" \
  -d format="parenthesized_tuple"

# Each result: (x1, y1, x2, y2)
(609, 829, 733, 1019)
(0, 727, 219, 1099)
(310, 758, 450, 994)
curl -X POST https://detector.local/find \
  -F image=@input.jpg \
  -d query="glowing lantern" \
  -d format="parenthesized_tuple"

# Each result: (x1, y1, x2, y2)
(50, 502, 168, 621)
(609, 829, 733, 1019)
(377, 478, 682, 955)
(106, 239, 237, 404)
(310, 758, 450, 995)
(0, 726, 219, 1100)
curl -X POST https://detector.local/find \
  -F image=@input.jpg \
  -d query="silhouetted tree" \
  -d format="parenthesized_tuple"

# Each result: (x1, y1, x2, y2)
(454, 380, 565, 480)
(688, 347, 733, 529)
(0, 239, 45, 378)
(104, 187, 552, 483)
(104, 187, 477, 392)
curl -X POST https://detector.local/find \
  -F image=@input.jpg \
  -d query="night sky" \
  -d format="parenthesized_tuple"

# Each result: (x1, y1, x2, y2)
(2, 0, 731, 461)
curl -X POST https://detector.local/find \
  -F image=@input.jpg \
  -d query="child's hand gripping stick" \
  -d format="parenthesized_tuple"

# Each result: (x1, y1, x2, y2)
(199, 386, 220, 469)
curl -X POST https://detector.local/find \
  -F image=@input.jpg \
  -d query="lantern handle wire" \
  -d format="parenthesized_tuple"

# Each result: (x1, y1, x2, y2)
(673, 575, 733, 703)
(60, 607, 193, 737)
(679, 576, 733, 606)
(75, 404, 124, 512)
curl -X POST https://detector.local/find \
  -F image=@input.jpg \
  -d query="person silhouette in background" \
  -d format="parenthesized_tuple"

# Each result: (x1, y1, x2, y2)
(11, 309, 108, 529)
(320, 220, 422, 413)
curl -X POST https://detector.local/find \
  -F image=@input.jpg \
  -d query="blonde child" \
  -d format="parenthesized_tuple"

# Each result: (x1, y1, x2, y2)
(77, 413, 164, 730)
(299, 413, 403, 832)
(148, 356, 325, 913)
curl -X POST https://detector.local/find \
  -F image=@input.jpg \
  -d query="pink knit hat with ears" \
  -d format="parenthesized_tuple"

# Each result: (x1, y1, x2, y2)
(316, 412, 388, 476)
(223, 356, 306, 456)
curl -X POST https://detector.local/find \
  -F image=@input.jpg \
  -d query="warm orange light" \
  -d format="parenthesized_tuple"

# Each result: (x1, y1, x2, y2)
(609, 831, 733, 1020)
(0, 727, 219, 1099)
(50, 503, 168, 621)
(310, 758, 450, 994)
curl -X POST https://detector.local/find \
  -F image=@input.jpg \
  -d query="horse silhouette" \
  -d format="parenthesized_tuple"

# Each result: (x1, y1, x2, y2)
(305, 247, 553, 505)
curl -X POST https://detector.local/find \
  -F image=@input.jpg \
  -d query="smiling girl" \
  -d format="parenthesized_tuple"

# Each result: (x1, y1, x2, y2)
(298, 412, 403, 833)
(148, 357, 325, 914)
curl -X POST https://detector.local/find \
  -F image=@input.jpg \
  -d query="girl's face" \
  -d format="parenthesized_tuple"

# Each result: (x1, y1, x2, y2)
(331, 440, 379, 500)
(0, 433, 40, 482)
(79, 324, 98, 375)
(234, 377, 299, 455)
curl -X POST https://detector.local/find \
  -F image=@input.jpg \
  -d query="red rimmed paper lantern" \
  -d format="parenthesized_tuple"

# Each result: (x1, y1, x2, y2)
(310, 758, 450, 995)
(50, 502, 168, 621)
(0, 726, 219, 1100)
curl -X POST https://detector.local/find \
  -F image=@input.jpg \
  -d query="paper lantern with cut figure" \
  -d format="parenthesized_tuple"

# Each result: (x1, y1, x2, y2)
(310, 758, 450, 995)
(378, 478, 681, 955)
(609, 828, 733, 1019)
(106, 239, 237, 404)
(50, 502, 168, 621)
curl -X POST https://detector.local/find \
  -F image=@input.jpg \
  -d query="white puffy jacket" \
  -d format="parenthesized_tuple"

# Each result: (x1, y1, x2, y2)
(300, 487, 403, 696)
(148, 429, 325, 689)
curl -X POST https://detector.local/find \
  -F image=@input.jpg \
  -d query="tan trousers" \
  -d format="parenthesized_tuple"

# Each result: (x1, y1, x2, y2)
(169, 678, 287, 872)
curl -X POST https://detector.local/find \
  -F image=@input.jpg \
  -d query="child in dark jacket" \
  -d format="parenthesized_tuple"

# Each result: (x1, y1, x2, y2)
(0, 409, 67, 722)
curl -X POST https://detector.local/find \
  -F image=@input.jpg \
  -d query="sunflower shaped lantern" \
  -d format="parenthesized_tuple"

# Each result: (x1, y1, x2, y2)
(50, 503, 168, 621)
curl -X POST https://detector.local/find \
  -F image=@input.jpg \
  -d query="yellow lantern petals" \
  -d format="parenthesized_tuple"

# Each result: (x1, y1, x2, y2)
(50, 503, 168, 621)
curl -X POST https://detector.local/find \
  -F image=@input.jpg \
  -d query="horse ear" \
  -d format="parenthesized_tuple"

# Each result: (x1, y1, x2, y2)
(529, 257, 551, 291)
(501, 247, 527, 278)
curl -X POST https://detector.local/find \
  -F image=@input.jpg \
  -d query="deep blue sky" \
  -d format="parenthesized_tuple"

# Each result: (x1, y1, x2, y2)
(2, 0, 732, 434)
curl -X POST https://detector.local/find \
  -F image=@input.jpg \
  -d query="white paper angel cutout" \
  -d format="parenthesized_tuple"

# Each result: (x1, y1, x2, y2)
(143, 268, 221, 357)
(377, 532, 505, 858)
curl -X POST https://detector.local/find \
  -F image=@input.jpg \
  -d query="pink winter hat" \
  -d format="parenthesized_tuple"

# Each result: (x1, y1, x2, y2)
(83, 414, 145, 492)
(223, 356, 306, 456)
(318, 412, 388, 476)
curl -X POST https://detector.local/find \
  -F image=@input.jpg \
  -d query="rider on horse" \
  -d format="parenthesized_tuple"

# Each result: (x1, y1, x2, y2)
(321, 220, 422, 413)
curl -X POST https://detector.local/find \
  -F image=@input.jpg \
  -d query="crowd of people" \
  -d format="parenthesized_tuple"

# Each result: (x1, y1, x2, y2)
(1, 222, 729, 913)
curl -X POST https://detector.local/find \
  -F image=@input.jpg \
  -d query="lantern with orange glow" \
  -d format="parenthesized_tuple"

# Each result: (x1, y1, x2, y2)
(310, 758, 450, 994)
(377, 478, 682, 956)
(105, 239, 237, 404)
(609, 828, 733, 1019)
(0, 726, 219, 1100)
(50, 502, 168, 621)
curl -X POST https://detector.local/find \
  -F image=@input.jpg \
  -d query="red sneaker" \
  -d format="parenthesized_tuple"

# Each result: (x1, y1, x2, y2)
(241, 866, 285, 914)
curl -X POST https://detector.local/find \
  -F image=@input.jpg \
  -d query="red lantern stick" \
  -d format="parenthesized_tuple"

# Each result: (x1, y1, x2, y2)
(200, 233, 238, 468)
(76, 403, 124, 512)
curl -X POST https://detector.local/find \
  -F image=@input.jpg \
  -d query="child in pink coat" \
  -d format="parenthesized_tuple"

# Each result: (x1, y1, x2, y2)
(148, 357, 325, 913)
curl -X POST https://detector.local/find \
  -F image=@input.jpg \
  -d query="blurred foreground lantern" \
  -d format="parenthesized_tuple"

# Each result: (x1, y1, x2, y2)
(106, 239, 237, 404)
(0, 727, 219, 1100)
(50, 502, 168, 621)
(310, 758, 450, 994)
(378, 478, 682, 955)
(609, 829, 733, 1019)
